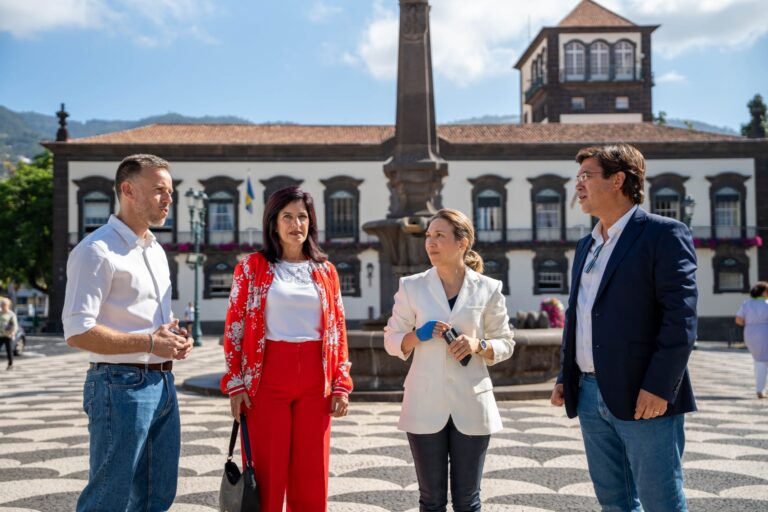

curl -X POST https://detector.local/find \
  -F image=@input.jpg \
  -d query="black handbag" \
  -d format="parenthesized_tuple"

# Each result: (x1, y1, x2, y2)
(219, 414, 261, 512)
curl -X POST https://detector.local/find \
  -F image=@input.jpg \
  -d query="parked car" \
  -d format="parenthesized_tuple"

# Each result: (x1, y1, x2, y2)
(12, 326, 25, 356)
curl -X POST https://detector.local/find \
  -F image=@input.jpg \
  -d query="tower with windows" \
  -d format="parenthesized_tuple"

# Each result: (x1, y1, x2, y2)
(514, 0, 656, 124)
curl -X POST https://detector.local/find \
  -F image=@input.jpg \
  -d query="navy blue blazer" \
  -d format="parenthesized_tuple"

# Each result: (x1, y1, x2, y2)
(558, 207, 698, 421)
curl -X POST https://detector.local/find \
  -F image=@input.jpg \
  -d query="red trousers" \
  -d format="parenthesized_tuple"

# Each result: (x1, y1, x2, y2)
(243, 340, 331, 512)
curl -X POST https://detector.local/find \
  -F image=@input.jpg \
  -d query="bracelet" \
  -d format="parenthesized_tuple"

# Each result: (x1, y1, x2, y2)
(147, 333, 154, 354)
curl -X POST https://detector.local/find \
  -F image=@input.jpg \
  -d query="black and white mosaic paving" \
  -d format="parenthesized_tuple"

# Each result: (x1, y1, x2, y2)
(0, 340, 766, 511)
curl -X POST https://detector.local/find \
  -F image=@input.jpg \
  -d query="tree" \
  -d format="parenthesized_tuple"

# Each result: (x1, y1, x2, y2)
(654, 111, 667, 126)
(0, 150, 53, 294)
(741, 94, 767, 138)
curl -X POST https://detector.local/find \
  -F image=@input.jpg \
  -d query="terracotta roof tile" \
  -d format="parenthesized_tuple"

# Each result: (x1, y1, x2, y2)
(438, 123, 739, 143)
(70, 124, 395, 145)
(64, 122, 740, 147)
(558, 0, 635, 28)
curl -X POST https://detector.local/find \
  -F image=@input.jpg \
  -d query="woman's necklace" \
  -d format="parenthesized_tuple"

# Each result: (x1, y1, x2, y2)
(275, 260, 313, 285)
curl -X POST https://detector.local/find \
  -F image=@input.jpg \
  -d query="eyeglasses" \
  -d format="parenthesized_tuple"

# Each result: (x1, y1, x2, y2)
(584, 242, 605, 273)
(575, 172, 600, 184)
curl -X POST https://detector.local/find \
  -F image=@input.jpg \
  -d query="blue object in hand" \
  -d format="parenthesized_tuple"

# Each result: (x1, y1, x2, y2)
(416, 321, 437, 341)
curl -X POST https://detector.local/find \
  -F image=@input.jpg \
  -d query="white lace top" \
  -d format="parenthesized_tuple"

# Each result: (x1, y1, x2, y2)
(265, 260, 322, 342)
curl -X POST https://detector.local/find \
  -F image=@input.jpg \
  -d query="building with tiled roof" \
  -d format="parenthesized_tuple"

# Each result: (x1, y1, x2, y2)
(44, 0, 768, 341)
(514, 0, 658, 125)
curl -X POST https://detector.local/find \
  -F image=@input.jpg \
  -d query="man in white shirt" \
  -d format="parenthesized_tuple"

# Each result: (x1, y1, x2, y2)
(551, 144, 697, 511)
(63, 154, 193, 511)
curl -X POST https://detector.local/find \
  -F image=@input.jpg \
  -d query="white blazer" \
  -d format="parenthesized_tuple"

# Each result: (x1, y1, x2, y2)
(384, 266, 515, 435)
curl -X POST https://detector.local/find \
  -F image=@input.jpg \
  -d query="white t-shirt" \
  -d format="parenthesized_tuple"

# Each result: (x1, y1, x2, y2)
(737, 298, 768, 361)
(265, 260, 322, 342)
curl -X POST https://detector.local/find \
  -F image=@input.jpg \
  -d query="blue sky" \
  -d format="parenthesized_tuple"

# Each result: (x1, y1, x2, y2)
(0, 0, 766, 131)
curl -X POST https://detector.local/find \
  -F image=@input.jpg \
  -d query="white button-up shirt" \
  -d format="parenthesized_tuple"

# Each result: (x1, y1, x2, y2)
(63, 215, 174, 364)
(575, 205, 638, 373)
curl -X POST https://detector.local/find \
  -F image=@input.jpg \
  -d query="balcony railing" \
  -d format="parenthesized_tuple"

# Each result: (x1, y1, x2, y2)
(67, 226, 764, 249)
(559, 66, 642, 83)
(69, 229, 380, 247)
(524, 78, 546, 102)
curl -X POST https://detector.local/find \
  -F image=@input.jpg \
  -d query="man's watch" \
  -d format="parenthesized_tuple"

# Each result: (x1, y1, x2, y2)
(477, 339, 488, 354)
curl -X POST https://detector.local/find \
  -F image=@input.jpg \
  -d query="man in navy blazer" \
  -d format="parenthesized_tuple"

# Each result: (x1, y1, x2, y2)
(551, 144, 697, 511)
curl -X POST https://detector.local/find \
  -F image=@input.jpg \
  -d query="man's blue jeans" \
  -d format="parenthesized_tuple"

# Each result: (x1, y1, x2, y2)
(76, 364, 180, 512)
(577, 375, 687, 512)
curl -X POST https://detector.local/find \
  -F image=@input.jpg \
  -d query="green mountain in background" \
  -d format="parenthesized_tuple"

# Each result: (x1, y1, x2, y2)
(0, 106, 255, 161)
(0, 106, 740, 163)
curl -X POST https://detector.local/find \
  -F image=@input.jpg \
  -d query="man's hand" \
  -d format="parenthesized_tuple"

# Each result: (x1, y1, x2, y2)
(152, 322, 191, 359)
(634, 388, 668, 420)
(330, 395, 349, 417)
(550, 383, 565, 406)
(230, 392, 252, 421)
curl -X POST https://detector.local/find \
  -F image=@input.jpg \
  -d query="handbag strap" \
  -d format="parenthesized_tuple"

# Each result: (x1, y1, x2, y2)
(239, 413, 254, 468)
(226, 413, 254, 468)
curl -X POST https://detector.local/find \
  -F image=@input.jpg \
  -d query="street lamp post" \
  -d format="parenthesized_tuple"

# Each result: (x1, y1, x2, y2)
(683, 195, 696, 232)
(185, 188, 208, 347)
(683, 195, 698, 349)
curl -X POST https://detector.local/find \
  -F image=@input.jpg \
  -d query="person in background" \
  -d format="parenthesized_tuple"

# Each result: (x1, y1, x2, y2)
(0, 297, 18, 370)
(735, 281, 768, 398)
(384, 208, 515, 512)
(183, 301, 194, 333)
(221, 186, 352, 512)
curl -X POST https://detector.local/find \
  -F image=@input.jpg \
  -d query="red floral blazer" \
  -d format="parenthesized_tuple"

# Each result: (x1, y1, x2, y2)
(220, 252, 353, 398)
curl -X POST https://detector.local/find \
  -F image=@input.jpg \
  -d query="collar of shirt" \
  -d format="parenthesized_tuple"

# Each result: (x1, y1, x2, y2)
(107, 215, 157, 249)
(590, 204, 638, 245)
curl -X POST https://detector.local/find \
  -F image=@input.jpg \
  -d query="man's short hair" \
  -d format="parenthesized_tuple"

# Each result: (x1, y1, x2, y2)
(114, 154, 170, 199)
(576, 144, 646, 204)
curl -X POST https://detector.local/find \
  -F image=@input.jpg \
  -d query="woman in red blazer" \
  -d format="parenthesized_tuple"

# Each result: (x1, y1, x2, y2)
(221, 186, 353, 512)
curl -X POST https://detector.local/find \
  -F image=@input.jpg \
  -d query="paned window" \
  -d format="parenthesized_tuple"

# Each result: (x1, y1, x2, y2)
(590, 41, 609, 80)
(564, 42, 585, 81)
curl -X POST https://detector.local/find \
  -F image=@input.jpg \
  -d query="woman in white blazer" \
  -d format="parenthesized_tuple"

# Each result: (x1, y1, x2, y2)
(384, 208, 515, 512)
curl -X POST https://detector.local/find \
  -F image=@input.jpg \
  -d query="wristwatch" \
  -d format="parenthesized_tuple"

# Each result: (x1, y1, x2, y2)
(477, 339, 488, 354)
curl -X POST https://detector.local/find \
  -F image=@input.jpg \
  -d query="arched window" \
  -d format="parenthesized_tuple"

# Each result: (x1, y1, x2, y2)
(534, 189, 561, 241)
(83, 191, 111, 232)
(589, 41, 609, 80)
(476, 189, 503, 241)
(533, 250, 569, 295)
(483, 258, 509, 294)
(653, 187, 681, 220)
(614, 41, 634, 80)
(713, 254, 748, 293)
(208, 190, 236, 244)
(335, 260, 361, 296)
(206, 261, 234, 298)
(714, 187, 741, 239)
(564, 42, 585, 81)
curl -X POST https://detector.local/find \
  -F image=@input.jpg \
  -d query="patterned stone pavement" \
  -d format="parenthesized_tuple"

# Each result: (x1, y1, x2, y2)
(0, 339, 766, 511)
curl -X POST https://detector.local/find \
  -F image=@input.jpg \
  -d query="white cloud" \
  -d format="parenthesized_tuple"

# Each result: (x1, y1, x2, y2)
(0, 0, 218, 45)
(347, 0, 768, 85)
(0, 0, 114, 37)
(307, 1, 343, 23)
(625, 0, 768, 57)
(656, 71, 686, 83)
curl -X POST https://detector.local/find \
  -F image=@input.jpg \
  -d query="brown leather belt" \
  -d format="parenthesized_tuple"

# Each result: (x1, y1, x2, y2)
(89, 361, 173, 372)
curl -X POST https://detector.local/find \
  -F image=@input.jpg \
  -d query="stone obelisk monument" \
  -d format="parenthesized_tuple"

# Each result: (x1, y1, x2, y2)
(363, 0, 448, 319)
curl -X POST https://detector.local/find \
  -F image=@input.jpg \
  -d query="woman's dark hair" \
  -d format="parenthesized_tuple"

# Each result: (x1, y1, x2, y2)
(750, 281, 768, 298)
(261, 186, 327, 263)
